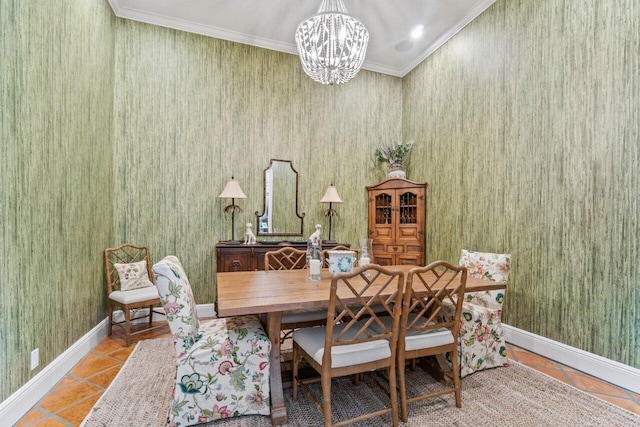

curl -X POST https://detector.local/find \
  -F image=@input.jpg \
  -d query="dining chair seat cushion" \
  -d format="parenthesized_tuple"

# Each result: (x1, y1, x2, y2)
(282, 308, 327, 324)
(347, 302, 389, 314)
(109, 286, 160, 305)
(371, 315, 454, 351)
(293, 322, 391, 368)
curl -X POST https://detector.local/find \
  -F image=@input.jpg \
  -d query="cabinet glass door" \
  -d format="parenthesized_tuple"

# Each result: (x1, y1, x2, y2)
(399, 191, 418, 224)
(375, 193, 393, 224)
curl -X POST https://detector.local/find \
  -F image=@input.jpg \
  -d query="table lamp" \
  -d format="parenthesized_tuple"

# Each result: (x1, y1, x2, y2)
(320, 184, 343, 243)
(219, 176, 247, 243)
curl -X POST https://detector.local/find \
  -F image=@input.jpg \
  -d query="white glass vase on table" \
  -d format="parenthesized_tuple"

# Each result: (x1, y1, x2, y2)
(358, 238, 374, 267)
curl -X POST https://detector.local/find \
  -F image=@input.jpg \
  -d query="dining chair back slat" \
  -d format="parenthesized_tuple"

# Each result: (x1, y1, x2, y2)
(265, 247, 307, 270)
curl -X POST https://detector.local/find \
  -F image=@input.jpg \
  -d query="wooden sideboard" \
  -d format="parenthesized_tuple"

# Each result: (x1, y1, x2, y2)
(215, 241, 350, 272)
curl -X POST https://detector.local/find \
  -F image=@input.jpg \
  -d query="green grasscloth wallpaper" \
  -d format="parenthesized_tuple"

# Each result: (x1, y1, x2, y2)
(1, 0, 116, 400)
(2, 0, 639, 403)
(403, 0, 639, 367)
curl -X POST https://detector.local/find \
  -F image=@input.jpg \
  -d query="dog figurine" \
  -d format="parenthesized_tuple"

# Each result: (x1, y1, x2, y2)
(309, 224, 322, 245)
(243, 223, 257, 245)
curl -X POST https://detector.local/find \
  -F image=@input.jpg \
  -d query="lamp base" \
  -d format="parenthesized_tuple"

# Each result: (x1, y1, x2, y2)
(322, 239, 338, 245)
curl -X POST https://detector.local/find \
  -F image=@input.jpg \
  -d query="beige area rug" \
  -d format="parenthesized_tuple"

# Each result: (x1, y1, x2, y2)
(82, 338, 640, 426)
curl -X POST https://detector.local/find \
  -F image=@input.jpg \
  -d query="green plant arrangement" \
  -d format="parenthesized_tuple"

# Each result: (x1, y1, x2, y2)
(375, 140, 414, 165)
(375, 140, 414, 179)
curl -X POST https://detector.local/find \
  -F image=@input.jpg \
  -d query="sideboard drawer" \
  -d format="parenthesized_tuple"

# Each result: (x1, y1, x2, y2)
(218, 251, 252, 272)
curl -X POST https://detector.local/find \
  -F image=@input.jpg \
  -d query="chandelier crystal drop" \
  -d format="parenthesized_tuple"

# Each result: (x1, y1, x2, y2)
(295, 0, 369, 85)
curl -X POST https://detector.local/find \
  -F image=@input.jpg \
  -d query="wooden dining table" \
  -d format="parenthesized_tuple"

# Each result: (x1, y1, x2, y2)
(216, 264, 506, 426)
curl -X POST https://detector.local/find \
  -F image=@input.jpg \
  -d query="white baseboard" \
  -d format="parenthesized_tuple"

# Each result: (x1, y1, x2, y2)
(0, 303, 217, 425)
(0, 319, 109, 426)
(503, 324, 640, 394)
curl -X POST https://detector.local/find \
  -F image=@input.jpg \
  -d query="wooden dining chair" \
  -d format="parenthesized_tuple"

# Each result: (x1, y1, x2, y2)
(292, 264, 404, 427)
(264, 247, 326, 339)
(397, 261, 467, 421)
(264, 246, 307, 270)
(104, 243, 165, 346)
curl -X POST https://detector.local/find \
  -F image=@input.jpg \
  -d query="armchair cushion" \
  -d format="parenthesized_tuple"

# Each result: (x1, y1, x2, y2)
(282, 308, 327, 324)
(114, 260, 154, 291)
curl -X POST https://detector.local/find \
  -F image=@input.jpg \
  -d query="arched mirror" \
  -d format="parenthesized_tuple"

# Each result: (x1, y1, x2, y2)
(255, 159, 305, 236)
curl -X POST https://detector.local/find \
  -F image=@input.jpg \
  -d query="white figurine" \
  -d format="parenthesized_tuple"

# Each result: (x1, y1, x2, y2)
(309, 224, 322, 245)
(243, 223, 257, 245)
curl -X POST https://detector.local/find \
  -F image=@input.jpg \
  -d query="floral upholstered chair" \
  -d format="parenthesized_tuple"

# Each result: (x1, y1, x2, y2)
(153, 256, 271, 426)
(448, 249, 511, 377)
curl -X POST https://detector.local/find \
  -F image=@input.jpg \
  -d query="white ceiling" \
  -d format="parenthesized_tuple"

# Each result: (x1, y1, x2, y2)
(107, 0, 496, 78)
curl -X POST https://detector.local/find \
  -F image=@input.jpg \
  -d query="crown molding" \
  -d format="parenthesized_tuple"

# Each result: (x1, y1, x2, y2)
(108, 0, 493, 79)
(108, 0, 296, 54)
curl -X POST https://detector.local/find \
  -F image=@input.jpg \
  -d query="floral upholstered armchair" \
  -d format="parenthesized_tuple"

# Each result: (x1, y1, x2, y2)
(447, 250, 511, 377)
(153, 256, 271, 426)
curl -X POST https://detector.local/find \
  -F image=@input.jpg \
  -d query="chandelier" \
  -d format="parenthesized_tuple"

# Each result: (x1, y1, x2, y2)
(295, 0, 369, 85)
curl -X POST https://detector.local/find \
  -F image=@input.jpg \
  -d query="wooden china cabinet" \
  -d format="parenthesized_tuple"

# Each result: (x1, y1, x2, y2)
(367, 178, 427, 266)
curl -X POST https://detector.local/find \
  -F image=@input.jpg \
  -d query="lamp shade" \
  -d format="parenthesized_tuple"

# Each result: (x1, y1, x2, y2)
(320, 184, 343, 204)
(219, 177, 247, 199)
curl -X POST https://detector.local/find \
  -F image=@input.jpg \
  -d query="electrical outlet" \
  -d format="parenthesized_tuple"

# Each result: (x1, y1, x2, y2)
(30, 348, 39, 370)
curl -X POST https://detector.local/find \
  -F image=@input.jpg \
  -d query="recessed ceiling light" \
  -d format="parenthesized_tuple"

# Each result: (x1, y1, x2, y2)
(411, 25, 424, 39)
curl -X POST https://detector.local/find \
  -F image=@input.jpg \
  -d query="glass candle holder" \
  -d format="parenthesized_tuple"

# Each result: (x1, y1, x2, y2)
(359, 238, 374, 267)
(307, 240, 322, 281)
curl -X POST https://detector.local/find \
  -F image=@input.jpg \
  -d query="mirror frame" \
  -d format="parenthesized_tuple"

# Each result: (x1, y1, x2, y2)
(255, 159, 306, 236)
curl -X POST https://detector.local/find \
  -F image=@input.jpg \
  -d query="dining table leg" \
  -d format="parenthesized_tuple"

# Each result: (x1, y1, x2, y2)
(266, 311, 287, 426)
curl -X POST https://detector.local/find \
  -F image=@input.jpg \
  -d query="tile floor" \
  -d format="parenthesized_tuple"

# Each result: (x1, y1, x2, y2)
(16, 324, 640, 426)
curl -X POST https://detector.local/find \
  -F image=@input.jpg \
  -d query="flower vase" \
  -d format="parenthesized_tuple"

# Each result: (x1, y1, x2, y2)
(387, 163, 406, 179)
